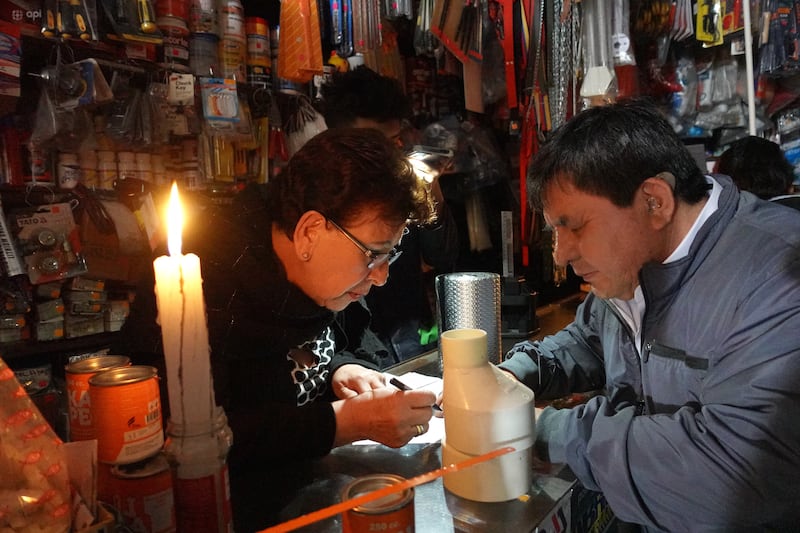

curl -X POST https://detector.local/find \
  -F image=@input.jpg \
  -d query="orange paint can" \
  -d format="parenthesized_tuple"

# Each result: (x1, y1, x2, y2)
(65, 355, 130, 442)
(98, 453, 176, 532)
(341, 474, 415, 533)
(89, 366, 164, 465)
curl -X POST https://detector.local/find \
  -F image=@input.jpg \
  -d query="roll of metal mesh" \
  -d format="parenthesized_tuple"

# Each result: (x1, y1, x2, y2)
(435, 272, 502, 364)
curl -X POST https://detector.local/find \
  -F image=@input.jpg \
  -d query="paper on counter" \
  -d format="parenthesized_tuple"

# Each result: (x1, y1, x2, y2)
(352, 372, 444, 446)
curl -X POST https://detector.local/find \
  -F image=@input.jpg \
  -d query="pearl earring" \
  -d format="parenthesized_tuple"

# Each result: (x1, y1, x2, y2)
(302, 252, 310, 260)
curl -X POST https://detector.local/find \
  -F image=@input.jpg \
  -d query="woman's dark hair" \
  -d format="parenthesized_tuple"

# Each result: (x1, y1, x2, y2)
(268, 128, 434, 236)
(528, 99, 710, 210)
(716, 136, 794, 199)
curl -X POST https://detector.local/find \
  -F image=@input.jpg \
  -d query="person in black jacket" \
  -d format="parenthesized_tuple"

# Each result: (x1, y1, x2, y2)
(715, 135, 800, 210)
(117, 128, 437, 530)
(319, 66, 459, 362)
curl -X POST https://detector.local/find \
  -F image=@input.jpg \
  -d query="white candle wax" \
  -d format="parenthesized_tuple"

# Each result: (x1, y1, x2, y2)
(153, 183, 215, 427)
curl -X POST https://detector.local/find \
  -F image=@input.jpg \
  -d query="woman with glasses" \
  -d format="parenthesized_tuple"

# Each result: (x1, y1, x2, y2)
(117, 128, 438, 531)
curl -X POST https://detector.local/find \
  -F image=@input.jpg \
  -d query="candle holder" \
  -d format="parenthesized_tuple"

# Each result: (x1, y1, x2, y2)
(163, 406, 234, 532)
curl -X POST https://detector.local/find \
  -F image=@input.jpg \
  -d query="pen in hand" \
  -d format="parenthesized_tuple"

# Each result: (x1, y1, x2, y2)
(389, 377, 443, 412)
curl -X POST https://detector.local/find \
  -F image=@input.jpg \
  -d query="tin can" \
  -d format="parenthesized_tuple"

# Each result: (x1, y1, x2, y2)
(341, 474, 414, 533)
(157, 15, 191, 72)
(189, 33, 219, 77)
(188, 0, 218, 34)
(98, 453, 177, 532)
(89, 366, 164, 464)
(66, 355, 131, 442)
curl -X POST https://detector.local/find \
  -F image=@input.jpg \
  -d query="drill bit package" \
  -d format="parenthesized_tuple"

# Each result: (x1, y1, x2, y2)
(0, 355, 72, 532)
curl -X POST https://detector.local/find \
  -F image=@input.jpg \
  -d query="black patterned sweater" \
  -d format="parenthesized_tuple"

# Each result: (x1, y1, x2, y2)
(117, 184, 380, 471)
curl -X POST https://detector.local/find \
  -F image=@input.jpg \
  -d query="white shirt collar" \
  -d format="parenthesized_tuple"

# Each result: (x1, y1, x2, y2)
(610, 175, 720, 351)
(664, 175, 720, 263)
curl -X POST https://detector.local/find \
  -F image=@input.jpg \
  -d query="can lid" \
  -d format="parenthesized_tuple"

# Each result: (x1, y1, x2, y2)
(66, 355, 131, 374)
(342, 474, 413, 514)
(89, 365, 157, 386)
(111, 453, 170, 478)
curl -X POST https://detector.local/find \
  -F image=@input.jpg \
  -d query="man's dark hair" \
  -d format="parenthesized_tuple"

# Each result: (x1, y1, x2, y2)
(268, 128, 434, 237)
(716, 136, 794, 200)
(318, 66, 411, 128)
(527, 99, 710, 211)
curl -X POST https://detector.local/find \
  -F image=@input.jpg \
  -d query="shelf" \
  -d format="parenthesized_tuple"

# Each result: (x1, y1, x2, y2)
(1, 331, 119, 367)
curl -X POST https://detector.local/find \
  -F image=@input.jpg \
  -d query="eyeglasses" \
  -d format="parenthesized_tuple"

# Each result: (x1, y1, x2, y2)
(325, 217, 405, 269)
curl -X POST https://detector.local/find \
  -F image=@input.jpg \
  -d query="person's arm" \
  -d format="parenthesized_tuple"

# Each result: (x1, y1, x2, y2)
(527, 282, 800, 529)
(499, 292, 607, 399)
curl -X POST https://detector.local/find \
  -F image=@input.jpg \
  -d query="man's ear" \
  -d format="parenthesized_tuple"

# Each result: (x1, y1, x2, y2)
(292, 211, 326, 261)
(640, 174, 676, 229)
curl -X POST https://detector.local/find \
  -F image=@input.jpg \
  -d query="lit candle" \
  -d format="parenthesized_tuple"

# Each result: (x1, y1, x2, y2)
(153, 182, 215, 427)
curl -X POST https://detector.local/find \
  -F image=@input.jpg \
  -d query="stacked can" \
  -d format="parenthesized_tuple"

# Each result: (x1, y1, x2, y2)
(187, 0, 220, 77)
(218, 0, 247, 81)
(156, 0, 190, 72)
(245, 17, 271, 89)
(79, 150, 97, 189)
(86, 363, 176, 532)
(97, 151, 117, 190)
(136, 152, 154, 182)
(65, 355, 131, 443)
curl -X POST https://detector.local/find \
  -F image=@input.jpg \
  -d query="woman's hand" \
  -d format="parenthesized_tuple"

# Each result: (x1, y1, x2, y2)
(331, 364, 388, 398)
(332, 385, 437, 448)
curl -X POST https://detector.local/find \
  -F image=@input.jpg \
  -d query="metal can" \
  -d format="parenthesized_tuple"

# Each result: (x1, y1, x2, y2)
(189, 33, 220, 77)
(98, 453, 177, 532)
(157, 15, 191, 73)
(341, 474, 414, 533)
(65, 355, 131, 442)
(89, 365, 164, 465)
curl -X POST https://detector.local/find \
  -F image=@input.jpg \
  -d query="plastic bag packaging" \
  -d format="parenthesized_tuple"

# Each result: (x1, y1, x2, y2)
(284, 95, 327, 157)
(105, 71, 144, 147)
(421, 116, 509, 191)
(29, 89, 93, 153)
(669, 55, 698, 134)
(0, 356, 71, 532)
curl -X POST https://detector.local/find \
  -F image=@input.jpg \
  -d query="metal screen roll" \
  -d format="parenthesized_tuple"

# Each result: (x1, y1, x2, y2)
(435, 272, 502, 364)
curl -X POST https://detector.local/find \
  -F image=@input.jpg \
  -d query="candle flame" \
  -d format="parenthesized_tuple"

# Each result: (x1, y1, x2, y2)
(167, 182, 183, 257)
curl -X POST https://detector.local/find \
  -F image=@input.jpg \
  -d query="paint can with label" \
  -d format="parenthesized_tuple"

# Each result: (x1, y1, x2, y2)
(89, 365, 164, 465)
(164, 407, 234, 532)
(341, 474, 415, 533)
(65, 355, 131, 442)
(157, 15, 191, 73)
(97, 452, 177, 532)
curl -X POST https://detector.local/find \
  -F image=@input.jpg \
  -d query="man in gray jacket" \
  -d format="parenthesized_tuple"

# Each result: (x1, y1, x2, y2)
(500, 100, 800, 531)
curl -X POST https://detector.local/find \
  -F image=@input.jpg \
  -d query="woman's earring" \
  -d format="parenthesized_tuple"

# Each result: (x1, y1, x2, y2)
(302, 252, 310, 260)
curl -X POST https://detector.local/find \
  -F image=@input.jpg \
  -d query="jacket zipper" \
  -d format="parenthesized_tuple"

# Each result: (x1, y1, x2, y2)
(604, 298, 649, 415)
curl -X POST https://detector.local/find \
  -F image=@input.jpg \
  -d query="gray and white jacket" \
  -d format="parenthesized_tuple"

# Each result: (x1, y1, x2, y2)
(501, 174, 800, 531)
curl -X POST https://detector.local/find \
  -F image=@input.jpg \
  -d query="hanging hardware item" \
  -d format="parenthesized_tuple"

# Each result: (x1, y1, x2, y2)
(277, 0, 324, 83)
(432, 0, 484, 61)
(413, 0, 437, 54)
(579, 0, 617, 106)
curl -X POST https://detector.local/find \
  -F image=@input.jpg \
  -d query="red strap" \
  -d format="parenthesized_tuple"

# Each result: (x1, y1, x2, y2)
(499, 0, 517, 107)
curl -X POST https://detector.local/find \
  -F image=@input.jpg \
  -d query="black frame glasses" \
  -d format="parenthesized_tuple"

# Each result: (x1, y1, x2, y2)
(325, 218, 404, 269)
